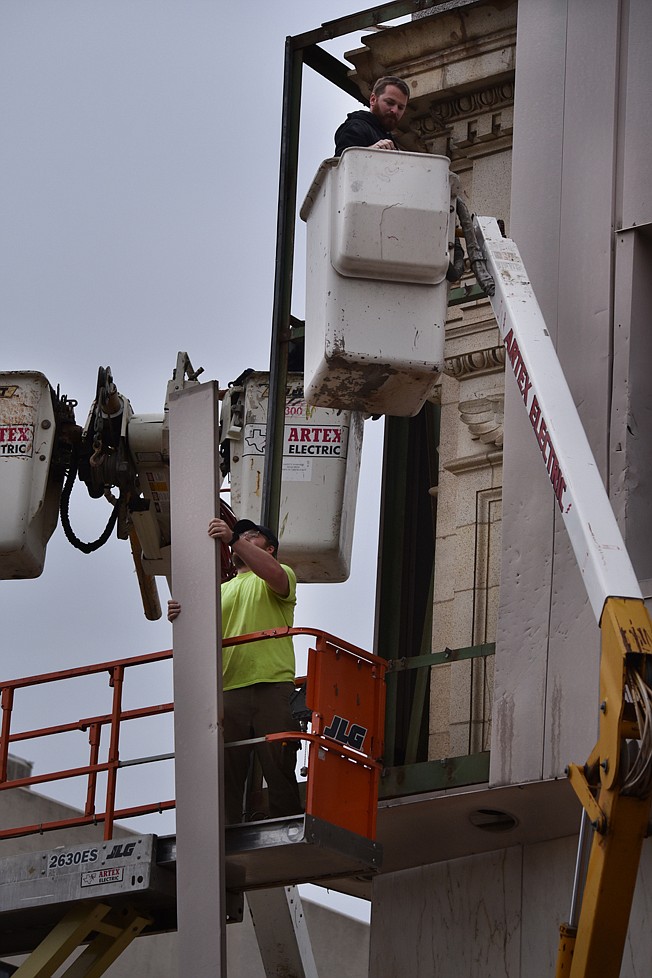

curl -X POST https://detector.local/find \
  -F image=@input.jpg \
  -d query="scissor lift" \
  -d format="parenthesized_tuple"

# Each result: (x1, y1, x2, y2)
(0, 627, 386, 976)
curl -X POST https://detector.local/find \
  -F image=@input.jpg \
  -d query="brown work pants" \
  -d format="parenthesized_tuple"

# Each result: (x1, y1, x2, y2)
(223, 682, 302, 824)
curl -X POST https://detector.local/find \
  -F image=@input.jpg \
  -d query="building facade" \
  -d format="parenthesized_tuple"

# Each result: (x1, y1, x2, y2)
(344, 1, 652, 974)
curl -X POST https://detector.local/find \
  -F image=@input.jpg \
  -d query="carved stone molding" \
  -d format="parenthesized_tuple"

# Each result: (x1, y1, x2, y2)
(444, 449, 503, 476)
(444, 345, 506, 379)
(412, 79, 514, 159)
(458, 393, 504, 448)
(417, 80, 515, 139)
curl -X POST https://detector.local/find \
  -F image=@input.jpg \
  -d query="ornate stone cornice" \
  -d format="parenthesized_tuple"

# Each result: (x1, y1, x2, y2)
(411, 78, 514, 160)
(444, 345, 506, 379)
(418, 79, 515, 139)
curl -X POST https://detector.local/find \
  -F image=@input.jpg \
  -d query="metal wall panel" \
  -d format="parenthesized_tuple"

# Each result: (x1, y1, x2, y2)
(491, 0, 568, 786)
(541, 0, 621, 781)
(619, 4, 652, 230)
(611, 229, 652, 586)
(493, 0, 635, 784)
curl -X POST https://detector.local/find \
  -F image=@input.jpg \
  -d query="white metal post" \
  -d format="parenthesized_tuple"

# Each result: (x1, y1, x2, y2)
(169, 381, 226, 976)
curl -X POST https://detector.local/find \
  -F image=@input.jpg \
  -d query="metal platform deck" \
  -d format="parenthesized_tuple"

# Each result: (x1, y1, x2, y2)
(0, 815, 382, 957)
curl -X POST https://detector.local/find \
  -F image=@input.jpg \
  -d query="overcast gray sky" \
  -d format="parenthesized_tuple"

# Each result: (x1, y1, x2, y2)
(0, 0, 405, 922)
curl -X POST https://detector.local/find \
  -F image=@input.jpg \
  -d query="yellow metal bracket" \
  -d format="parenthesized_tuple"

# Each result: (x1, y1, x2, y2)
(566, 764, 605, 834)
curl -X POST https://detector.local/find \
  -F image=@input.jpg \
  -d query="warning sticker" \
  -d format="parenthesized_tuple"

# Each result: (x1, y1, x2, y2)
(0, 424, 34, 457)
(282, 459, 312, 481)
(145, 470, 170, 503)
(81, 867, 124, 888)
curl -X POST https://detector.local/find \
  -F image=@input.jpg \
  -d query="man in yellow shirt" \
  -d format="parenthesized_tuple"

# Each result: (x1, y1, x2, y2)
(168, 517, 302, 824)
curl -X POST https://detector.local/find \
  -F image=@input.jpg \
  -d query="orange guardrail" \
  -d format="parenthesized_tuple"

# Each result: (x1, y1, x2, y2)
(0, 629, 386, 843)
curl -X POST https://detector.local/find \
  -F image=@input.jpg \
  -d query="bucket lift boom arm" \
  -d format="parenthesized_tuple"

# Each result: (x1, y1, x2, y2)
(475, 216, 652, 978)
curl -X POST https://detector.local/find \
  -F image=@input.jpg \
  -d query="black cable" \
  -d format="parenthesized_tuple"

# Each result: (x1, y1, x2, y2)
(456, 197, 495, 296)
(59, 458, 119, 554)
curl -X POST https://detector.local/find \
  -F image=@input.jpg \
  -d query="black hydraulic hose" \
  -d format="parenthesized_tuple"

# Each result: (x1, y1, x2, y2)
(456, 197, 495, 296)
(446, 239, 465, 283)
(59, 459, 119, 554)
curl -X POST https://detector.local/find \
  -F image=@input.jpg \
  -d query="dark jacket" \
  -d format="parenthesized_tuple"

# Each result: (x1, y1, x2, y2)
(333, 110, 395, 157)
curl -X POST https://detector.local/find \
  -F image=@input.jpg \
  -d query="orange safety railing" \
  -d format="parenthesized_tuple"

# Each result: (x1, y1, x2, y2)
(0, 649, 175, 842)
(0, 629, 387, 844)
(226, 628, 387, 840)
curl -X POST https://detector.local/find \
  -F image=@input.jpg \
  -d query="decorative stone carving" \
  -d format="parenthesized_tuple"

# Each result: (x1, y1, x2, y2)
(458, 393, 504, 448)
(444, 345, 506, 380)
(413, 81, 514, 160)
(416, 81, 515, 139)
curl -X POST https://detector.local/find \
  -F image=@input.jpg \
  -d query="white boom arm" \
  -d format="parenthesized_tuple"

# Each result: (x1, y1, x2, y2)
(476, 216, 652, 978)
(473, 216, 642, 623)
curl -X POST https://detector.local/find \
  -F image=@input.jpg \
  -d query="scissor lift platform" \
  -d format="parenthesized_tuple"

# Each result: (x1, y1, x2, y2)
(158, 815, 381, 893)
(226, 813, 380, 890)
(0, 835, 174, 958)
(0, 818, 381, 958)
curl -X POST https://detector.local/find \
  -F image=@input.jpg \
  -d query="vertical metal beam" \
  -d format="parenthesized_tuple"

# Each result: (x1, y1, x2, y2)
(374, 417, 409, 766)
(374, 405, 439, 767)
(404, 563, 434, 765)
(0, 687, 14, 781)
(261, 39, 303, 532)
(169, 381, 226, 977)
(103, 665, 124, 841)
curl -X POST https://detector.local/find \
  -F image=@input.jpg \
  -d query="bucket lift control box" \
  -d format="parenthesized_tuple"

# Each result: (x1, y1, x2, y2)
(221, 372, 363, 583)
(300, 148, 454, 417)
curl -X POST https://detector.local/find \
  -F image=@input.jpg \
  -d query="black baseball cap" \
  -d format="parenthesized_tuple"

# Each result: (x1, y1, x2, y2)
(231, 519, 279, 553)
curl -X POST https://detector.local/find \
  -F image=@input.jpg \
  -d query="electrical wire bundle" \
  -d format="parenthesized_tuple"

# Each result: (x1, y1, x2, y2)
(622, 665, 652, 797)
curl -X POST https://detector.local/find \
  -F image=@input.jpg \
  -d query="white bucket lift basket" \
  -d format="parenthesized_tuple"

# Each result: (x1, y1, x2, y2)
(222, 372, 363, 583)
(301, 148, 454, 417)
(0, 372, 59, 578)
